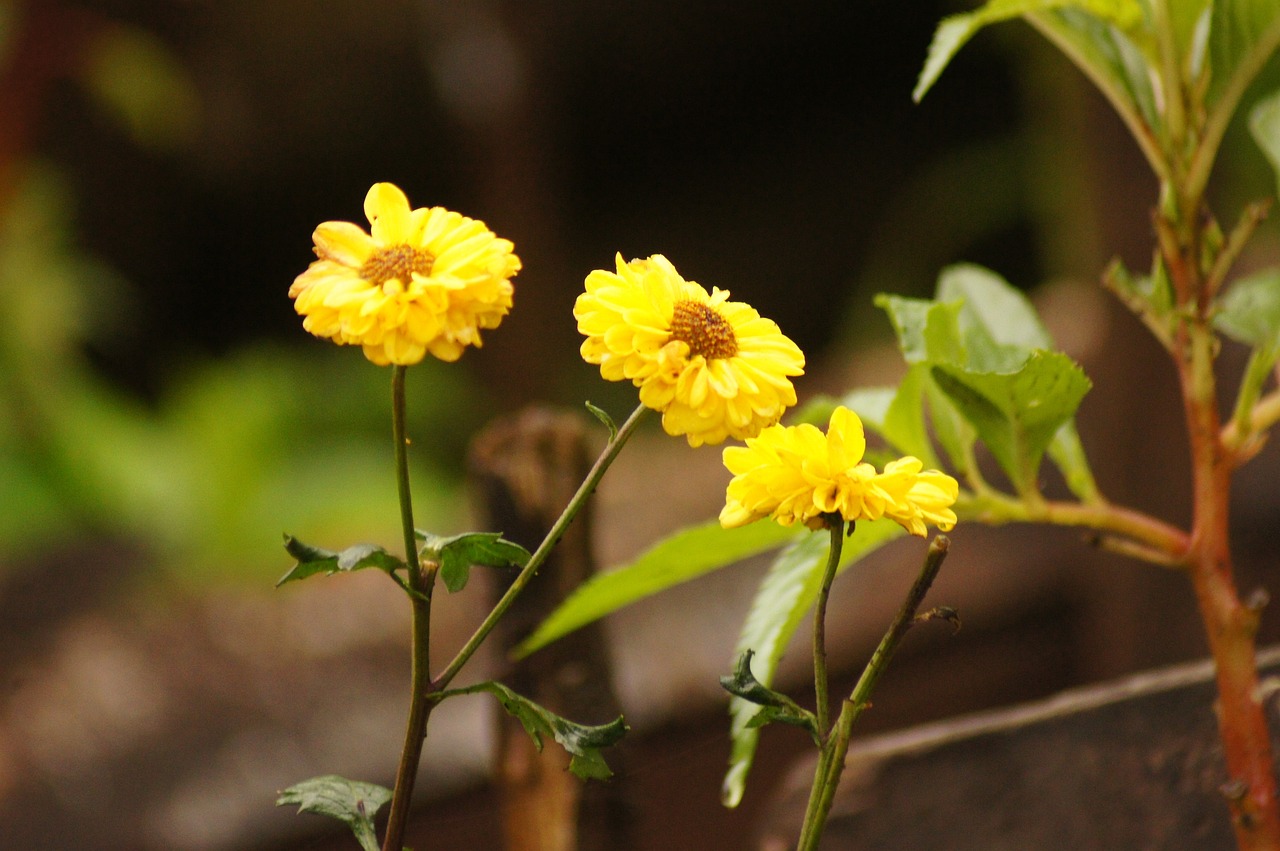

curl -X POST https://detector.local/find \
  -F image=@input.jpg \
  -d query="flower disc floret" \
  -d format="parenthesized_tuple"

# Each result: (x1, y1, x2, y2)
(288, 182, 520, 365)
(575, 254, 805, 446)
(719, 406, 959, 536)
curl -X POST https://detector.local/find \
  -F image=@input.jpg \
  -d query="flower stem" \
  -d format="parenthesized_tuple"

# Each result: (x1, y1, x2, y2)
(812, 520, 845, 738)
(433, 403, 649, 691)
(795, 535, 951, 851)
(383, 365, 436, 851)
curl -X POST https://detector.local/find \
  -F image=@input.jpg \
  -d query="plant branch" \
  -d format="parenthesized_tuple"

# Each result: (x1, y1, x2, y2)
(433, 403, 649, 691)
(796, 535, 951, 851)
(965, 492, 1191, 565)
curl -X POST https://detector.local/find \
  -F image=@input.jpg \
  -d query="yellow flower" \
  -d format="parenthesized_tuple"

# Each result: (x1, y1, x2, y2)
(289, 182, 520, 366)
(869, 456, 960, 537)
(575, 254, 805, 446)
(719, 406, 958, 536)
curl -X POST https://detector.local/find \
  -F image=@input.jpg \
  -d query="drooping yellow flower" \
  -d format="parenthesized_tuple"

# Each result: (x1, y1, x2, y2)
(289, 182, 520, 366)
(575, 254, 805, 446)
(719, 406, 958, 536)
(868, 456, 960, 537)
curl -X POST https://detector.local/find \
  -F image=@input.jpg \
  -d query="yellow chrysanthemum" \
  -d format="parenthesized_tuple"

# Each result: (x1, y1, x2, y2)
(289, 182, 520, 366)
(719, 406, 959, 536)
(575, 254, 805, 446)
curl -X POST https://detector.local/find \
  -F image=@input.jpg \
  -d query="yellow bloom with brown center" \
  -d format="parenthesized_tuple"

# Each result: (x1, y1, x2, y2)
(719, 406, 959, 536)
(575, 254, 805, 446)
(289, 182, 520, 366)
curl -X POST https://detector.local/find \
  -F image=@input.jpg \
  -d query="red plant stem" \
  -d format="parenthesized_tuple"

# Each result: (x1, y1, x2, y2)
(1169, 236, 1280, 847)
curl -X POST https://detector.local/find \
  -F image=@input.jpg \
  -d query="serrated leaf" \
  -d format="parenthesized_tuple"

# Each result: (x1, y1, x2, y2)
(1249, 89, 1280, 201)
(276, 775, 391, 851)
(418, 531, 531, 593)
(931, 351, 1092, 494)
(517, 519, 800, 657)
(442, 681, 627, 780)
(914, 0, 1145, 103)
(720, 650, 819, 743)
(723, 521, 905, 808)
(277, 536, 406, 587)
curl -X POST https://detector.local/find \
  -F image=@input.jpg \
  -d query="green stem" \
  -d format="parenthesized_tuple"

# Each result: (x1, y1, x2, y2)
(795, 535, 951, 851)
(812, 520, 846, 739)
(383, 366, 435, 851)
(434, 403, 649, 691)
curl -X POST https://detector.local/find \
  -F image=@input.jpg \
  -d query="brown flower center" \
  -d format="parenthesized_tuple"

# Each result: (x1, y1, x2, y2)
(670, 299, 738, 360)
(359, 244, 435, 286)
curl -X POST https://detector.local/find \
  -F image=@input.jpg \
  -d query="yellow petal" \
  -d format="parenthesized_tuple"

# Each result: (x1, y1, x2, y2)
(364, 182, 413, 244)
(313, 221, 375, 267)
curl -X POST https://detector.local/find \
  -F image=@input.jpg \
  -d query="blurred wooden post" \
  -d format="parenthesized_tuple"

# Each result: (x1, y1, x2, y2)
(468, 407, 632, 851)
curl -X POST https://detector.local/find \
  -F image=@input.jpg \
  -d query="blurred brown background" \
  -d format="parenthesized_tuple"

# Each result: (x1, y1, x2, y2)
(3, 0, 1280, 849)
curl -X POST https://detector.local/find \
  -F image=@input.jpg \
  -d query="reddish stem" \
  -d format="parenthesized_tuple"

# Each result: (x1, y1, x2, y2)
(1170, 243, 1280, 848)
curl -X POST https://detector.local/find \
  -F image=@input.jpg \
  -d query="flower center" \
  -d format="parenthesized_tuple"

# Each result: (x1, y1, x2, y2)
(670, 299, 738, 360)
(359, 244, 435, 286)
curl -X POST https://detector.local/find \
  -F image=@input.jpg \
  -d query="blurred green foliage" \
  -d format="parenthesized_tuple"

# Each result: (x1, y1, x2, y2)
(0, 167, 480, 584)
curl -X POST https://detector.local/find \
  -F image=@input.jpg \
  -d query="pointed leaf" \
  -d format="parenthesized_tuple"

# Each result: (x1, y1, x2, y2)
(1249, 88, 1280, 201)
(585, 401, 618, 442)
(720, 650, 820, 743)
(914, 0, 1144, 103)
(441, 681, 627, 780)
(276, 775, 391, 851)
(517, 519, 801, 657)
(875, 294, 967, 366)
(931, 351, 1092, 493)
(723, 520, 905, 808)
(277, 536, 406, 587)
(418, 531, 531, 593)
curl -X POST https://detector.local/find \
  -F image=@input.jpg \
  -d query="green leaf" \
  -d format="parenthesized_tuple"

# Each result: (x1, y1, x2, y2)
(276, 775, 391, 851)
(1215, 269, 1280, 421)
(418, 531, 531, 593)
(914, 0, 1144, 103)
(1209, 0, 1280, 104)
(585, 400, 618, 442)
(1215, 267, 1280, 349)
(842, 366, 939, 466)
(722, 520, 905, 808)
(277, 536, 406, 587)
(931, 351, 1092, 494)
(875, 294, 967, 366)
(441, 681, 627, 780)
(1249, 88, 1280, 201)
(926, 376, 980, 479)
(517, 519, 801, 657)
(937, 263, 1052, 361)
(719, 650, 820, 744)
(1048, 420, 1102, 503)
